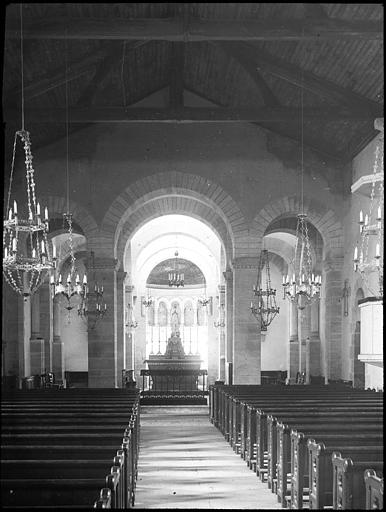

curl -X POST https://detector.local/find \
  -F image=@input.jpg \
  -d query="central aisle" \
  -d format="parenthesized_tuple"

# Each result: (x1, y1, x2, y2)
(134, 405, 281, 509)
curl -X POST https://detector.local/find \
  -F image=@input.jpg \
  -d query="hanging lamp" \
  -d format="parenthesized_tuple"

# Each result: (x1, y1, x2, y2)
(3, 5, 55, 300)
(281, 55, 322, 310)
(50, 30, 87, 321)
(251, 249, 280, 331)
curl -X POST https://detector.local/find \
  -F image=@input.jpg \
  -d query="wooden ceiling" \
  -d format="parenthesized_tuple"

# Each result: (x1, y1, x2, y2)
(2, 3, 384, 164)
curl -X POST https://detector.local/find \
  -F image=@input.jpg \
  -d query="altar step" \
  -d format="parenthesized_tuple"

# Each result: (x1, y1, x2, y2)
(141, 394, 207, 405)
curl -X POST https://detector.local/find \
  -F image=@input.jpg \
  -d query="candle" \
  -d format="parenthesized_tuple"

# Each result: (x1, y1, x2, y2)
(44, 207, 48, 221)
(67, 274, 71, 284)
(13, 200, 17, 214)
(37, 203, 41, 216)
(83, 274, 87, 284)
(76, 274, 80, 284)
(4, 247, 8, 258)
(41, 241, 45, 253)
(12, 238, 17, 251)
(292, 274, 296, 284)
(32, 248, 36, 258)
(364, 214, 368, 226)
(59, 274, 62, 283)
(375, 243, 380, 258)
(101, 285, 103, 292)
(250, 302, 253, 309)
(8, 208, 12, 220)
(104, 303, 107, 311)
(52, 245, 56, 258)
(50, 275, 54, 284)
(28, 210, 33, 221)
(354, 246, 358, 261)
(377, 206, 381, 220)
(359, 210, 363, 223)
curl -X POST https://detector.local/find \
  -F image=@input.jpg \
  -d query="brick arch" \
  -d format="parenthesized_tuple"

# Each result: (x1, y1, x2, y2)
(100, 172, 249, 261)
(40, 195, 99, 244)
(252, 195, 344, 255)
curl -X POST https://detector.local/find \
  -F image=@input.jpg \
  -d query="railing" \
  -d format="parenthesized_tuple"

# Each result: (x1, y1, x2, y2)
(140, 368, 208, 398)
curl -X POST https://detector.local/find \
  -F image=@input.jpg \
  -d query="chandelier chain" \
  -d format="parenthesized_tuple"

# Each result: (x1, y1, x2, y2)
(65, 28, 70, 214)
(20, 3, 25, 132)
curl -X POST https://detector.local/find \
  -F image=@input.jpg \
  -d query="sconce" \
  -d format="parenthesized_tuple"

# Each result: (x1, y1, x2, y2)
(342, 279, 350, 317)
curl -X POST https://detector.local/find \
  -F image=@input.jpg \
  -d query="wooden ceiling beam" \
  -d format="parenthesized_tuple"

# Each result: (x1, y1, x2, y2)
(4, 41, 149, 106)
(5, 17, 383, 41)
(220, 42, 383, 115)
(4, 106, 381, 123)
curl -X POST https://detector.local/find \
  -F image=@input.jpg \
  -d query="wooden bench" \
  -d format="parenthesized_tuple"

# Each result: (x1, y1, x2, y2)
(364, 469, 384, 510)
(1, 389, 140, 508)
(332, 451, 383, 510)
(290, 430, 383, 509)
(308, 437, 383, 510)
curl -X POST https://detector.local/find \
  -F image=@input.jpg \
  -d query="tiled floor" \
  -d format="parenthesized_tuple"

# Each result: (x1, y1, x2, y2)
(134, 405, 281, 509)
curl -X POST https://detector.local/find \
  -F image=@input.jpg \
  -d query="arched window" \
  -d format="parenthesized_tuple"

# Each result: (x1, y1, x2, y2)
(184, 301, 194, 326)
(158, 302, 168, 327)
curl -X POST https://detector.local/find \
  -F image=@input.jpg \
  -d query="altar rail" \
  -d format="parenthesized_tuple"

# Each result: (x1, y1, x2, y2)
(140, 369, 208, 398)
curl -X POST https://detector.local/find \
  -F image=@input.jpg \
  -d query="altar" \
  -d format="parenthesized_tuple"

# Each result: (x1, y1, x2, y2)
(141, 332, 207, 400)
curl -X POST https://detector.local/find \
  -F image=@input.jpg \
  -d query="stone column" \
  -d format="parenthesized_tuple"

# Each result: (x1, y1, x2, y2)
(87, 256, 118, 388)
(39, 281, 52, 372)
(115, 269, 126, 388)
(288, 301, 298, 382)
(217, 285, 226, 381)
(223, 269, 233, 384)
(320, 256, 344, 382)
(18, 275, 31, 380)
(232, 257, 261, 385)
(300, 305, 311, 383)
(308, 300, 321, 379)
(207, 295, 218, 386)
(29, 290, 45, 375)
(52, 297, 64, 382)
(124, 285, 134, 371)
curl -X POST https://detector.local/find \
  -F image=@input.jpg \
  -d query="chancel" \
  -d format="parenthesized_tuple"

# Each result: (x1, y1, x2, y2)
(1, 2, 384, 510)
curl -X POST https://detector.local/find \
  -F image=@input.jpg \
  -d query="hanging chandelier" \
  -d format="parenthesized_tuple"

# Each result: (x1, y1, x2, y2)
(251, 249, 280, 331)
(50, 214, 88, 322)
(77, 252, 107, 330)
(282, 214, 322, 309)
(198, 281, 211, 307)
(281, 63, 321, 311)
(3, 7, 54, 300)
(214, 303, 225, 328)
(142, 295, 153, 308)
(353, 120, 384, 297)
(168, 250, 184, 287)
(126, 303, 138, 329)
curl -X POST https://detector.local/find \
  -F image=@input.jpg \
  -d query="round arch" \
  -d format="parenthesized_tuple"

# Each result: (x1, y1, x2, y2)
(99, 171, 250, 264)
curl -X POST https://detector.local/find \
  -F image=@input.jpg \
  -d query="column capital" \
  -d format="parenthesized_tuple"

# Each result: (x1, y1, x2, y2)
(217, 284, 225, 294)
(231, 257, 259, 270)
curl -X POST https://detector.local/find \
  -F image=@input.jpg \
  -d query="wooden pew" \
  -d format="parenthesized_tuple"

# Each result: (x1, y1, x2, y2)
(291, 434, 382, 509)
(364, 469, 384, 510)
(270, 417, 382, 498)
(308, 437, 383, 510)
(332, 452, 383, 510)
(1, 389, 140, 508)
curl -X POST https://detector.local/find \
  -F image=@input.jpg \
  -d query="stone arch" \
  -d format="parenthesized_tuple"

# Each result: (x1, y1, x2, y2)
(40, 195, 99, 245)
(252, 195, 344, 256)
(99, 172, 249, 263)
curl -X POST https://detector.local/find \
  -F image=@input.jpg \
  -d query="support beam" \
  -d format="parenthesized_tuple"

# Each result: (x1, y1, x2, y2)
(4, 106, 381, 124)
(219, 42, 382, 115)
(4, 41, 149, 105)
(169, 42, 185, 108)
(6, 17, 383, 41)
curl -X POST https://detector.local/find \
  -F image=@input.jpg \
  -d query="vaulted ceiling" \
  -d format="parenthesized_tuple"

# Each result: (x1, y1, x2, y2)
(2, 3, 384, 166)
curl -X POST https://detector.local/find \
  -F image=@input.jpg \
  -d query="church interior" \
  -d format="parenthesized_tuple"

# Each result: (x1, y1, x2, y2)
(1, 3, 384, 509)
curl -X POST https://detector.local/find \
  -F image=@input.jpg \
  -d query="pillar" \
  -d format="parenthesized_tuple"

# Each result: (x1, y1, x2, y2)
(232, 257, 261, 385)
(207, 294, 218, 386)
(307, 300, 321, 380)
(218, 285, 226, 381)
(52, 297, 64, 382)
(39, 280, 52, 372)
(87, 256, 118, 388)
(320, 256, 344, 382)
(115, 269, 126, 388)
(223, 269, 233, 384)
(30, 289, 45, 375)
(18, 274, 31, 380)
(288, 301, 298, 382)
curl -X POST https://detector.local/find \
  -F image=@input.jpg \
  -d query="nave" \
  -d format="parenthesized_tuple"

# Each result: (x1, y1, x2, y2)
(135, 405, 279, 509)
